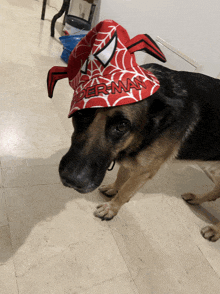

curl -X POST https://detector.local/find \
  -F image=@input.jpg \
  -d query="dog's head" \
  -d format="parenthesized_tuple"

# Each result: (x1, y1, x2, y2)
(59, 100, 150, 193)
(48, 20, 168, 193)
(59, 87, 182, 194)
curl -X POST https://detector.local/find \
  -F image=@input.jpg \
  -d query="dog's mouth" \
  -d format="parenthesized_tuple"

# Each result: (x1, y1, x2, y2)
(61, 177, 99, 193)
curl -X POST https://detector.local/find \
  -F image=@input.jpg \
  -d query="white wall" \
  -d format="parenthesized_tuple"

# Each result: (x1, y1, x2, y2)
(47, 0, 61, 11)
(69, 0, 100, 28)
(98, 0, 220, 77)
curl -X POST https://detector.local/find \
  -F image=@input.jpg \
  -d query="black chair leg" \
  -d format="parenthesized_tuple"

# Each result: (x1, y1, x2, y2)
(63, 4, 70, 25)
(41, 0, 47, 20)
(88, 4, 96, 24)
(51, 0, 70, 37)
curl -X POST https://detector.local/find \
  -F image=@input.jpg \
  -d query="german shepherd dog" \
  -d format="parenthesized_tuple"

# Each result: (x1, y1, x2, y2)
(59, 63, 220, 242)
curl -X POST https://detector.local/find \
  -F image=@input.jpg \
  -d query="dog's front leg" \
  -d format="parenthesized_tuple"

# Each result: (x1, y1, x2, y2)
(99, 165, 131, 197)
(94, 169, 153, 220)
(94, 134, 180, 220)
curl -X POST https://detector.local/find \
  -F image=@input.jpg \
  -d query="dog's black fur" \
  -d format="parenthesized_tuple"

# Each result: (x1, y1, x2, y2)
(146, 64, 220, 161)
(60, 64, 220, 189)
(59, 63, 220, 241)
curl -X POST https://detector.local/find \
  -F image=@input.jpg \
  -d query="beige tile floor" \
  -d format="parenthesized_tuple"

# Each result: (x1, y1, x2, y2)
(1, 1, 220, 293)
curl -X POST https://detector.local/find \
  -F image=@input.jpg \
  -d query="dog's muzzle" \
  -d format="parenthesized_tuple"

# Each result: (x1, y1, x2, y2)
(59, 165, 99, 193)
(59, 150, 112, 193)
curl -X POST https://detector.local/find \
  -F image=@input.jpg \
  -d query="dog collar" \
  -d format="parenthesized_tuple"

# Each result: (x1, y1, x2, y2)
(47, 19, 166, 117)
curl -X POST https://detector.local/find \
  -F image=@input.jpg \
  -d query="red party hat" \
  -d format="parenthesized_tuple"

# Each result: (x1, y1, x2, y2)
(47, 19, 166, 117)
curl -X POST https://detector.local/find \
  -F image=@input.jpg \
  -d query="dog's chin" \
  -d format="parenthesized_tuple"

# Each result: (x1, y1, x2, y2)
(60, 178, 98, 194)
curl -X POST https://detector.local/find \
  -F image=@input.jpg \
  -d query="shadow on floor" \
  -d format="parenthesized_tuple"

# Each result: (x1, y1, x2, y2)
(1, 153, 220, 263)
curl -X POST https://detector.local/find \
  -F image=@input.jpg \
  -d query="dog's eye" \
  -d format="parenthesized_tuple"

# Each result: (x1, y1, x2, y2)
(106, 115, 131, 141)
(115, 121, 129, 133)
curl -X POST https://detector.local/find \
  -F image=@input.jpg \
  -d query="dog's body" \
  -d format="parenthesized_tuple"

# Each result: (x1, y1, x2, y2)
(59, 63, 220, 241)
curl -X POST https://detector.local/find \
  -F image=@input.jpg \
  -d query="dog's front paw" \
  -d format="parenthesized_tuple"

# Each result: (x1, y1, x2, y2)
(94, 202, 118, 220)
(99, 184, 117, 198)
(201, 225, 220, 242)
(181, 193, 201, 205)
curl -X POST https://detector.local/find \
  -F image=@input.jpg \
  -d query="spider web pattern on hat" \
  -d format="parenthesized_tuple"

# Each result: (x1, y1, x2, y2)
(47, 19, 166, 117)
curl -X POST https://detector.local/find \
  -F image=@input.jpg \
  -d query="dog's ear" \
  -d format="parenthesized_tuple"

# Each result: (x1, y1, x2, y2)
(149, 97, 179, 129)
(149, 98, 167, 114)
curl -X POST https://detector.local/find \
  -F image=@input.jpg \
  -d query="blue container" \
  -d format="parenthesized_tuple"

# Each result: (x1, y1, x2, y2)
(59, 34, 86, 63)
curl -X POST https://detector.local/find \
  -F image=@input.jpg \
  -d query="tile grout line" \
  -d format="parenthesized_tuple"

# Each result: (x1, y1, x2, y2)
(77, 273, 137, 294)
(108, 221, 141, 294)
(2, 182, 63, 189)
(195, 243, 220, 282)
(2, 188, 20, 293)
(168, 198, 220, 280)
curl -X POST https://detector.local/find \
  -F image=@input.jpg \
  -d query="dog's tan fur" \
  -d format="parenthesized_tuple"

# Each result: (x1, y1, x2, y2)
(92, 108, 220, 241)
(96, 123, 220, 241)
(95, 124, 181, 219)
(182, 161, 220, 241)
(60, 64, 220, 241)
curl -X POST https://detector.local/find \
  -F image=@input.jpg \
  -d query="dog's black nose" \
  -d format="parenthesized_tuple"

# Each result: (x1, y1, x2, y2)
(59, 166, 97, 193)
(59, 149, 109, 194)
(60, 171, 83, 189)
(62, 176, 80, 189)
